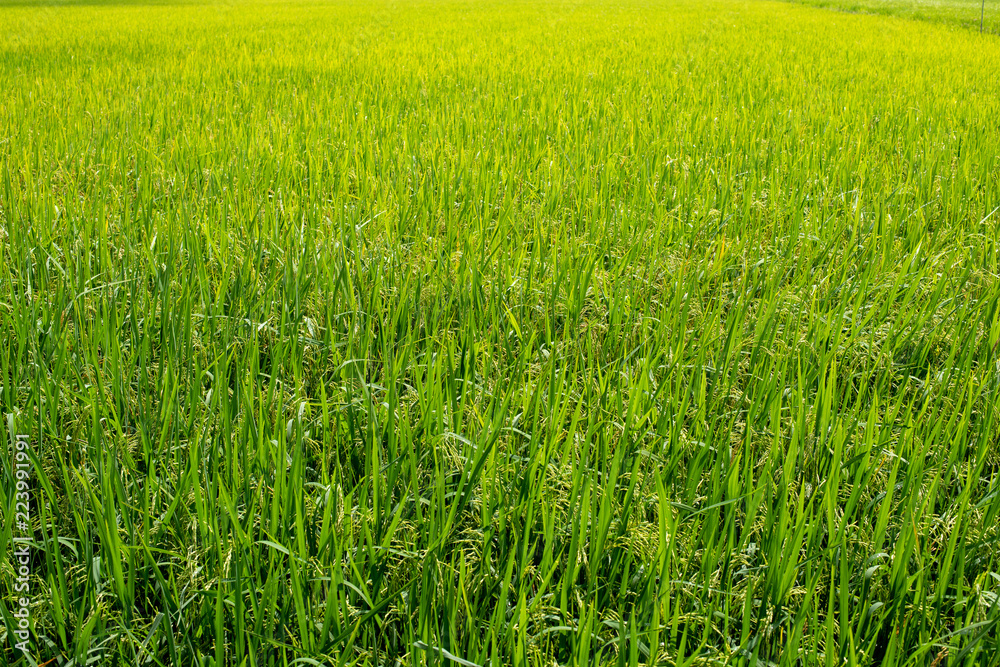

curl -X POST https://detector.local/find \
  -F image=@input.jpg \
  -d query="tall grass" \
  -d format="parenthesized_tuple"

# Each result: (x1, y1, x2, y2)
(2, 0, 1000, 664)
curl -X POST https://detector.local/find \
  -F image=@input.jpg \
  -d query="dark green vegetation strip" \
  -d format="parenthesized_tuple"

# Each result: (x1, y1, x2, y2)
(784, 0, 1000, 34)
(2, 0, 1000, 664)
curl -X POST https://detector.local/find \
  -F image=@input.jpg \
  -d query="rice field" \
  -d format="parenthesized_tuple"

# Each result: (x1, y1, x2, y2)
(2, 0, 1000, 664)
(788, 0, 1000, 33)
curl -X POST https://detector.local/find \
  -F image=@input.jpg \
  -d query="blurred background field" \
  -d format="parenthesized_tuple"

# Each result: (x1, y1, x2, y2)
(789, 0, 1000, 33)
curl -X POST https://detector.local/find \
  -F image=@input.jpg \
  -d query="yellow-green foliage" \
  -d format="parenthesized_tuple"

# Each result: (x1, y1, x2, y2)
(2, 1, 1000, 665)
